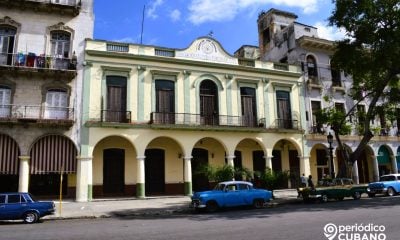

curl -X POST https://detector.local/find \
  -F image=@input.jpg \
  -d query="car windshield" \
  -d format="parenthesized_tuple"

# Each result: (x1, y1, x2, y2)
(27, 193, 37, 202)
(380, 176, 396, 181)
(213, 183, 226, 191)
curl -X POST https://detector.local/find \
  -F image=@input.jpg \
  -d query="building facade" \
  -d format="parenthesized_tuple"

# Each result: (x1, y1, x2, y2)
(257, 8, 400, 185)
(79, 37, 307, 201)
(0, 0, 94, 198)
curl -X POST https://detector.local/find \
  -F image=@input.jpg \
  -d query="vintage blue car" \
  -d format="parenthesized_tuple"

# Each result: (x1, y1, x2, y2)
(0, 192, 55, 223)
(190, 181, 272, 212)
(367, 174, 400, 197)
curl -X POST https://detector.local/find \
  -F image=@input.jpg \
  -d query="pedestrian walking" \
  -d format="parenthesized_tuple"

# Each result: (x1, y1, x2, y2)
(300, 174, 307, 187)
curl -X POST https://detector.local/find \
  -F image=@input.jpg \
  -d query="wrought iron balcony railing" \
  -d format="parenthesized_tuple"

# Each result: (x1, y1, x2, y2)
(150, 112, 261, 128)
(100, 110, 132, 123)
(0, 52, 77, 71)
(0, 105, 74, 121)
(271, 118, 300, 130)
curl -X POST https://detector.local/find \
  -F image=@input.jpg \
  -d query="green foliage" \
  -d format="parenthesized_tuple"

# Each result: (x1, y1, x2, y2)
(194, 164, 252, 183)
(258, 167, 290, 190)
(327, 1, 400, 138)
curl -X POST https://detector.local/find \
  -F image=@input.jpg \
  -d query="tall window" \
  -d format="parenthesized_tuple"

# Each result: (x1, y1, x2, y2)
(330, 59, 342, 87)
(155, 80, 175, 124)
(51, 31, 71, 58)
(45, 89, 68, 119)
(306, 55, 318, 83)
(311, 101, 322, 133)
(240, 87, 257, 127)
(106, 76, 127, 123)
(200, 80, 218, 125)
(357, 105, 366, 134)
(0, 86, 11, 117)
(276, 90, 292, 129)
(0, 25, 16, 66)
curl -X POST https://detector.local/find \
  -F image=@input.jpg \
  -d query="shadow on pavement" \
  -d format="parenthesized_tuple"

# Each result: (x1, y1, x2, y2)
(108, 195, 400, 221)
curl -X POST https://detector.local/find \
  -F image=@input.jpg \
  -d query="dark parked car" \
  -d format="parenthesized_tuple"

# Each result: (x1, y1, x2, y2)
(190, 181, 272, 212)
(0, 192, 55, 223)
(298, 178, 368, 203)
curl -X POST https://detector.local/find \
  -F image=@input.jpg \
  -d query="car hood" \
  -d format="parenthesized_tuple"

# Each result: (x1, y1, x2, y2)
(192, 190, 221, 198)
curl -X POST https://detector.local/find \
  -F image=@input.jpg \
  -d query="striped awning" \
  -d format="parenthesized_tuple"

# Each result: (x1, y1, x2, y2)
(0, 134, 20, 175)
(30, 135, 77, 174)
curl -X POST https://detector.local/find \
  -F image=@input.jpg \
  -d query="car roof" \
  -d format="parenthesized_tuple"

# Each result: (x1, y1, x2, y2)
(218, 181, 253, 186)
(0, 192, 28, 194)
(381, 174, 400, 177)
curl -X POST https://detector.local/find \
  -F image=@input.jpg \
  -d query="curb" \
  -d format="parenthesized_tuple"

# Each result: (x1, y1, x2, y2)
(45, 198, 302, 221)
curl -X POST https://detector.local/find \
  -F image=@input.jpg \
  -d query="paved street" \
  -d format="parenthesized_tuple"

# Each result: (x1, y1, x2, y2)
(1, 196, 399, 240)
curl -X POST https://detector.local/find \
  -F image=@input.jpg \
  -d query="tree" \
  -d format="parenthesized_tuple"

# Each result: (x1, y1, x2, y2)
(325, 0, 400, 177)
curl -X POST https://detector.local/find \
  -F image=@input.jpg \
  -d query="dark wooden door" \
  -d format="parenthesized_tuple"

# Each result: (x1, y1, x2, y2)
(191, 148, 209, 191)
(234, 151, 243, 180)
(145, 149, 165, 195)
(289, 150, 300, 188)
(253, 151, 265, 188)
(103, 149, 125, 194)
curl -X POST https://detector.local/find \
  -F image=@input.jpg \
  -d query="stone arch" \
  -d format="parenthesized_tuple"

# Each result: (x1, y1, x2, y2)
(92, 135, 137, 197)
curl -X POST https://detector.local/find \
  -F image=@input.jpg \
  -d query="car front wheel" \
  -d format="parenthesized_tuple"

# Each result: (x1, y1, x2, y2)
(320, 194, 328, 203)
(206, 201, 219, 213)
(387, 187, 395, 197)
(353, 191, 361, 200)
(23, 211, 38, 223)
(253, 199, 265, 209)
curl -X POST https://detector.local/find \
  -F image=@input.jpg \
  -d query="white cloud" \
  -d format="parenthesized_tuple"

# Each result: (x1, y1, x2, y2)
(188, 0, 318, 25)
(315, 22, 346, 41)
(147, 0, 164, 19)
(113, 37, 136, 43)
(170, 9, 181, 22)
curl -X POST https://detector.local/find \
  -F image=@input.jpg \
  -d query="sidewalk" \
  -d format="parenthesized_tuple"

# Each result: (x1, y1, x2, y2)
(46, 189, 300, 220)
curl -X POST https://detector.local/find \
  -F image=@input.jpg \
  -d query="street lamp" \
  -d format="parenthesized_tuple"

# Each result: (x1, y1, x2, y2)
(327, 132, 335, 178)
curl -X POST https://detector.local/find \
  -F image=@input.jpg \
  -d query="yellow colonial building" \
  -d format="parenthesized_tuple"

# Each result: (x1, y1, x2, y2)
(78, 37, 308, 201)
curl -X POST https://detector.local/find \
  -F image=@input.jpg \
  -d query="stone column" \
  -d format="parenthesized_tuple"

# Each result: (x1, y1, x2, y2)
(352, 161, 359, 184)
(264, 156, 273, 170)
(18, 156, 30, 193)
(372, 156, 379, 182)
(390, 156, 398, 174)
(136, 156, 145, 198)
(226, 155, 235, 167)
(299, 156, 311, 177)
(76, 156, 93, 202)
(184, 156, 192, 196)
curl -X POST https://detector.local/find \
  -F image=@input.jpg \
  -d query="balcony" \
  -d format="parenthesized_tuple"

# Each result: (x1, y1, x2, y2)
(100, 110, 132, 123)
(149, 112, 262, 128)
(0, 0, 81, 16)
(0, 52, 77, 81)
(0, 105, 74, 127)
(270, 118, 300, 130)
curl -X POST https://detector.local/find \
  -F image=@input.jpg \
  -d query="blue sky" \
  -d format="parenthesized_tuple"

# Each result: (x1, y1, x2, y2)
(94, 0, 344, 54)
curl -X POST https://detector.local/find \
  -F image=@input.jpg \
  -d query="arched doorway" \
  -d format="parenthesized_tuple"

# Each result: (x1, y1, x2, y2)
(29, 135, 77, 197)
(0, 134, 20, 192)
(191, 148, 209, 191)
(145, 149, 165, 195)
(357, 146, 374, 183)
(377, 146, 393, 175)
(103, 148, 125, 195)
(200, 80, 219, 125)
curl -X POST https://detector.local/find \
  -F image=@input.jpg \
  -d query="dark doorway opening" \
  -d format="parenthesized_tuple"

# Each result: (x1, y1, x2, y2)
(103, 148, 125, 195)
(252, 151, 265, 187)
(289, 150, 300, 188)
(192, 148, 209, 191)
(145, 149, 165, 195)
(29, 174, 67, 197)
(234, 151, 243, 180)
(0, 175, 18, 192)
